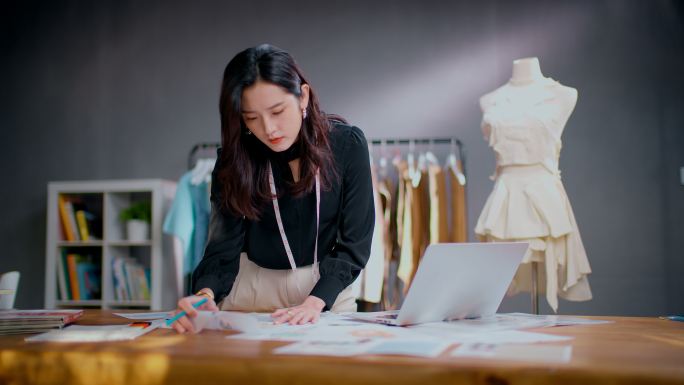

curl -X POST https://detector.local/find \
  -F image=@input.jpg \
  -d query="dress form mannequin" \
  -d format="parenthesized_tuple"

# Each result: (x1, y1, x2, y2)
(475, 57, 592, 312)
(510, 57, 545, 84)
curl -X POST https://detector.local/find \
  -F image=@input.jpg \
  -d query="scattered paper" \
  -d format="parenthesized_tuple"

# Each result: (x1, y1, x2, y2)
(230, 317, 428, 343)
(456, 330, 572, 345)
(274, 340, 379, 356)
(365, 340, 452, 357)
(190, 311, 259, 333)
(274, 339, 452, 357)
(113, 312, 171, 320)
(251, 311, 365, 326)
(113, 311, 260, 333)
(407, 322, 573, 345)
(452, 343, 572, 363)
(25, 320, 161, 342)
(401, 313, 609, 343)
(406, 315, 555, 336)
(503, 313, 613, 326)
(229, 312, 577, 348)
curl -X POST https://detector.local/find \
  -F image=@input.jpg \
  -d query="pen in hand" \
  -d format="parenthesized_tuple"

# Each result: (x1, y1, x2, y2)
(166, 297, 209, 327)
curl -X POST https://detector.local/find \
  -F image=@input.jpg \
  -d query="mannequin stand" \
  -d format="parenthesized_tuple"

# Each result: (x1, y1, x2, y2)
(531, 262, 539, 314)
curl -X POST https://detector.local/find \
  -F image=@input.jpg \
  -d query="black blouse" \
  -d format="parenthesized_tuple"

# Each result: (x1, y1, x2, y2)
(192, 123, 375, 310)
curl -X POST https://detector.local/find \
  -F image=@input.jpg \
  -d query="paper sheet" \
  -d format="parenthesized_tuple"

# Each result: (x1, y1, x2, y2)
(503, 313, 613, 326)
(230, 322, 424, 342)
(274, 340, 379, 356)
(229, 312, 576, 347)
(455, 330, 572, 344)
(25, 321, 161, 342)
(365, 340, 453, 357)
(113, 311, 260, 333)
(113, 312, 171, 320)
(274, 339, 452, 357)
(407, 322, 574, 345)
(452, 343, 572, 363)
(228, 312, 432, 342)
(190, 311, 259, 333)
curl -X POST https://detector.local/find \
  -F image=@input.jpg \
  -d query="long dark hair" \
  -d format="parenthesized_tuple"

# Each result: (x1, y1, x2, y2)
(217, 44, 342, 220)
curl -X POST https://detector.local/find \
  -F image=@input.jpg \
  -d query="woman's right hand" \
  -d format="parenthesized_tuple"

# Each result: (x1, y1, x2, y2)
(170, 292, 219, 334)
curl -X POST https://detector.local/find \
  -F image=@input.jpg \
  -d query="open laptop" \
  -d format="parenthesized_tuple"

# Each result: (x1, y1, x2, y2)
(349, 242, 528, 326)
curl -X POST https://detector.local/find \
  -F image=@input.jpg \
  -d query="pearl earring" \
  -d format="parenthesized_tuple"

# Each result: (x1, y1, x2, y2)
(302, 108, 307, 119)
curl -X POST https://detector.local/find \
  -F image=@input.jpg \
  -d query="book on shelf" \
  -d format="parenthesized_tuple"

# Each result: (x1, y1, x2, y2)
(112, 257, 151, 302)
(57, 196, 102, 242)
(66, 254, 81, 300)
(77, 261, 101, 301)
(0, 309, 83, 335)
(64, 201, 81, 242)
(56, 249, 71, 301)
(73, 206, 101, 241)
(75, 210, 89, 241)
(57, 196, 77, 242)
(62, 253, 101, 301)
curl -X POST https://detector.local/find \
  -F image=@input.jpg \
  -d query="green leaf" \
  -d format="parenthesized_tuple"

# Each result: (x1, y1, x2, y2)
(119, 201, 151, 223)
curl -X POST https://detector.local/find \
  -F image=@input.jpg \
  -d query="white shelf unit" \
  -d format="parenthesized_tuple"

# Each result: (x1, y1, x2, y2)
(45, 179, 178, 311)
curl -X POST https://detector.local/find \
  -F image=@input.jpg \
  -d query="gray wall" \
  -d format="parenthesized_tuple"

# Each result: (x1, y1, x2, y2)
(2, 0, 682, 315)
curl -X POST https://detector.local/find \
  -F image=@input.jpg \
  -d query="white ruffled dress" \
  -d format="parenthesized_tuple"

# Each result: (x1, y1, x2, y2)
(475, 80, 592, 312)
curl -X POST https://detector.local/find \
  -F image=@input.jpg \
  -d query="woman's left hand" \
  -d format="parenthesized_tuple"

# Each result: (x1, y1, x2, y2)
(272, 295, 326, 325)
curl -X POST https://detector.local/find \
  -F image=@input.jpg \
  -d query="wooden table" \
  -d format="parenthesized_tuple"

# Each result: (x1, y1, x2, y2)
(0, 311, 683, 385)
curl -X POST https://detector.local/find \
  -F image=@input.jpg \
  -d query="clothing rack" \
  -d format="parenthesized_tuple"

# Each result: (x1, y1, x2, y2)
(369, 137, 466, 177)
(189, 138, 466, 171)
(188, 142, 221, 169)
(369, 137, 540, 314)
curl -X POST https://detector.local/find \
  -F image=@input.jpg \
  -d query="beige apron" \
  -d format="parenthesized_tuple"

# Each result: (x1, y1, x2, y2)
(219, 253, 357, 313)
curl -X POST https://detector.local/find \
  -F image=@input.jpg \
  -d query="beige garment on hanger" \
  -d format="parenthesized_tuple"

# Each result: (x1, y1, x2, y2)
(379, 178, 397, 264)
(449, 160, 468, 243)
(355, 166, 386, 303)
(409, 169, 430, 285)
(378, 177, 397, 310)
(395, 161, 406, 252)
(396, 162, 414, 288)
(428, 164, 449, 244)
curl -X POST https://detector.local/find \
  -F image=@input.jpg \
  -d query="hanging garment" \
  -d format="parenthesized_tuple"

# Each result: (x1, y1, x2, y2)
(351, 166, 386, 303)
(449, 160, 468, 243)
(163, 172, 211, 276)
(396, 161, 414, 289)
(428, 164, 449, 244)
(409, 167, 430, 285)
(379, 177, 400, 310)
(475, 80, 592, 312)
(395, 160, 406, 253)
(378, 178, 395, 266)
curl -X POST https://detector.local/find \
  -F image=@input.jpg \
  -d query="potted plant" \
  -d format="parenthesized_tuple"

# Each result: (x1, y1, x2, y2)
(119, 201, 151, 241)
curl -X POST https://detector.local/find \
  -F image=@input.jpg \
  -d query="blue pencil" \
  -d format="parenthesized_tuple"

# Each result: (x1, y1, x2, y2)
(166, 297, 208, 326)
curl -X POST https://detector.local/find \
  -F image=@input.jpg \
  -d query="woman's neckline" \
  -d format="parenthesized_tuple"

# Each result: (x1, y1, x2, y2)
(269, 139, 301, 163)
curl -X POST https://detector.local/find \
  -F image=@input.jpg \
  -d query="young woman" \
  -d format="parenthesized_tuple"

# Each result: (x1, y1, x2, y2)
(170, 44, 374, 333)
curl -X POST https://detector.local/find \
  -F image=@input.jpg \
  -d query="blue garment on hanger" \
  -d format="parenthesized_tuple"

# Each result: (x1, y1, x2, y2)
(163, 172, 211, 275)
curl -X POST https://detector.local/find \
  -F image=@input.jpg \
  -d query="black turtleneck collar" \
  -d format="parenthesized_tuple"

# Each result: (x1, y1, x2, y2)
(270, 139, 301, 163)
